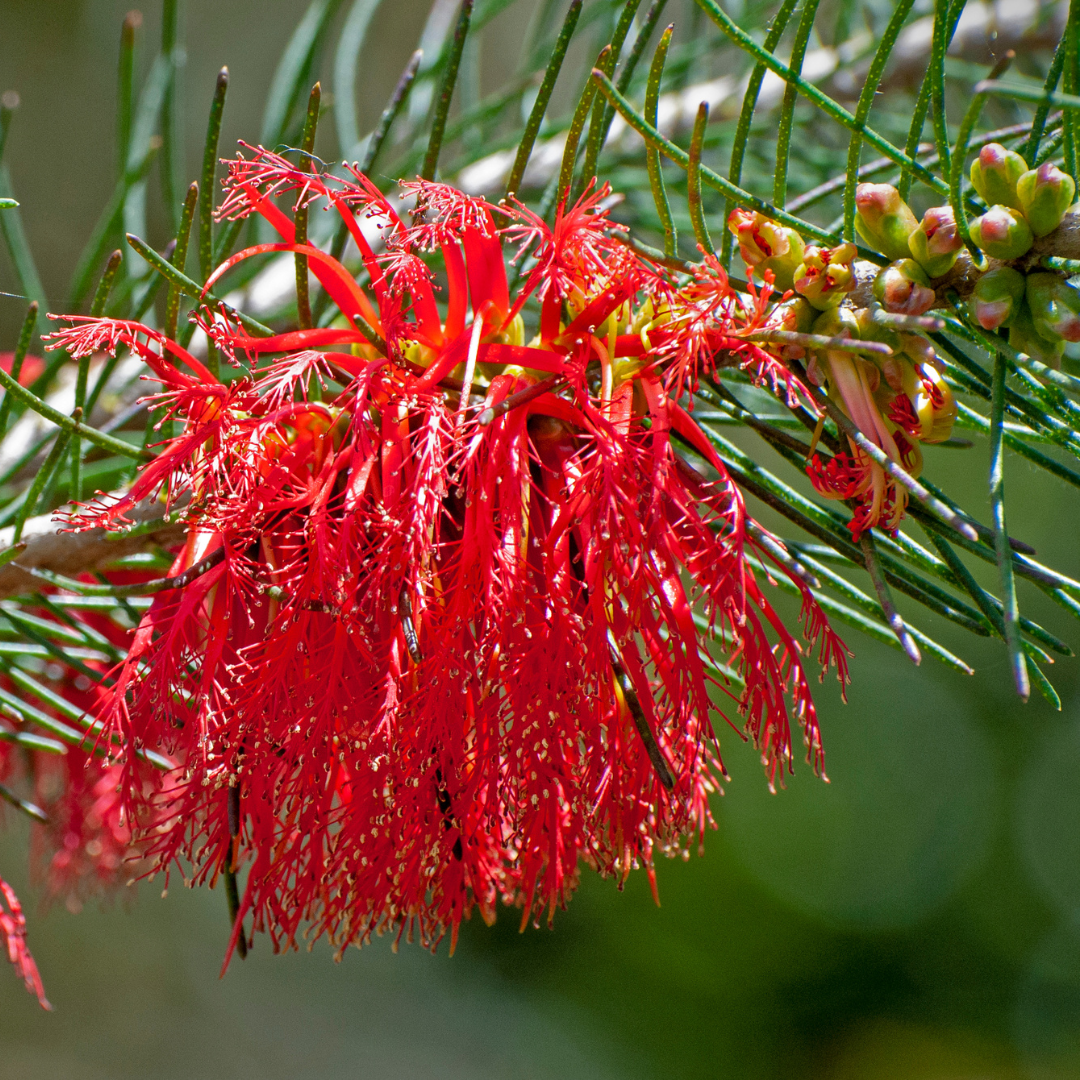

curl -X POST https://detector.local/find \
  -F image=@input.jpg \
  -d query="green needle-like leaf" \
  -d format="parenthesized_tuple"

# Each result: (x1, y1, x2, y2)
(505, 0, 581, 199)
(294, 83, 322, 331)
(842, 0, 915, 239)
(693, 0, 950, 197)
(774, 0, 820, 211)
(687, 102, 712, 255)
(990, 348, 1030, 699)
(422, 0, 474, 180)
(644, 24, 677, 257)
(126, 232, 273, 339)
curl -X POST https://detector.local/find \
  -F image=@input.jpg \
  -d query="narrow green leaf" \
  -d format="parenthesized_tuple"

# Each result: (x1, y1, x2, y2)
(90, 249, 123, 318)
(0, 683, 90, 750)
(955, 400, 1080, 490)
(1026, 655, 1062, 710)
(122, 53, 173, 278)
(0, 363, 150, 463)
(774, 0, 820, 210)
(591, 70, 852, 249)
(559, 47, 608, 203)
(11, 423, 74, 543)
(360, 48, 422, 174)
(0, 782, 48, 824)
(0, 606, 107, 685)
(990, 349, 1030, 699)
(723, 0, 798, 263)
(160, 0, 184, 233)
(687, 102, 712, 255)
(0, 167, 46, 313)
(166, 183, 199, 340)
(422, 0, 474, 180)
(749, 552, 973, 675)
(692, 0, 950, 197)
(1022, 26, 1070, 165)
(842, 0, 915, 239)
(0, 303, 37, 441)
(644, 24, 676, 257)
(860, 533, 920, 665)
(0, 730, 66, 755)
(929, 0, 959, 177)
(126, 233, 273, 339)
(975, 80, 1080, 114)
(580, 0, 641, 190)
(200, 67, 229, 285)
(1064, 0, 1079, 181)
(949, 52, 1015, 256)
(505, 0, 582, 199)
(295, 83, 322, 331)
(117, 10, 141, 176)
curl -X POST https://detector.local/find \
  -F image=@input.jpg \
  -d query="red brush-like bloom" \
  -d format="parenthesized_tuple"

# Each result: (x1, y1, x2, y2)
(46, 150, 847, 959)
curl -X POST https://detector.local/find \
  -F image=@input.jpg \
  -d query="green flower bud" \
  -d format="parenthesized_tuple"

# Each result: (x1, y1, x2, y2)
(793, 243, 857, 310)
(1025, 272, 1080, 343)
(908, 206, 962, 277)
(727, 209, 806, 291)
(968, 205, 1033, 260)
(777, 297, 816, 335)
(855, 306, 900, 350)
(854, 183, 919, 261)
(969, 143, 1026, 210)
(1016, 162, 1077, 238)
(1009, 300, 1066, 367)
(872, 259, 936, 316)
(811, 305, 859, 339)
(969, 266, 1026, 330)
(772, 297, 818, 358)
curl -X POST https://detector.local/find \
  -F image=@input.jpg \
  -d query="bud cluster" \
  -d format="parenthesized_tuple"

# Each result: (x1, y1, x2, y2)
(850, 165, 1079, 363)
(728, 209, 957, 539)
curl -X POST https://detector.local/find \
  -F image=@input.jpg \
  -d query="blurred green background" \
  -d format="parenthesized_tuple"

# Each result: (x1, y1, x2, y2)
(2, 1, 1080, 1077)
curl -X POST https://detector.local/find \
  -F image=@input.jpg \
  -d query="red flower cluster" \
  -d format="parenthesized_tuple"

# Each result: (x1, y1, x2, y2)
(45, 151, 847, 960)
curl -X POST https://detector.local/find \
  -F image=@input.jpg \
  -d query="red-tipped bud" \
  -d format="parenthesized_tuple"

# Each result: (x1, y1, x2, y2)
(908, 206, 962, 277)
(969, 143, 1026, 210)
(1026, 272, 1080, 343)
(793, 243, 857, 310)
(968, 205, 1033, 260)
(1016, 162, 1076, 238)
(854, 183, 919, 261)
(969, 267, 1026, 330)
(873, 259, 936, 316)
(727, 209, 806, 291)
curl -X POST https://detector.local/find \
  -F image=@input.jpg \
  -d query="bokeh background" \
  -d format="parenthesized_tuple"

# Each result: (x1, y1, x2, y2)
(1, 1, 1080, 1077)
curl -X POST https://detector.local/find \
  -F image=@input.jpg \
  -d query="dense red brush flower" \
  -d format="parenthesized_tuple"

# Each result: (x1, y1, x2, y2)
(46, 150, 847, 959)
